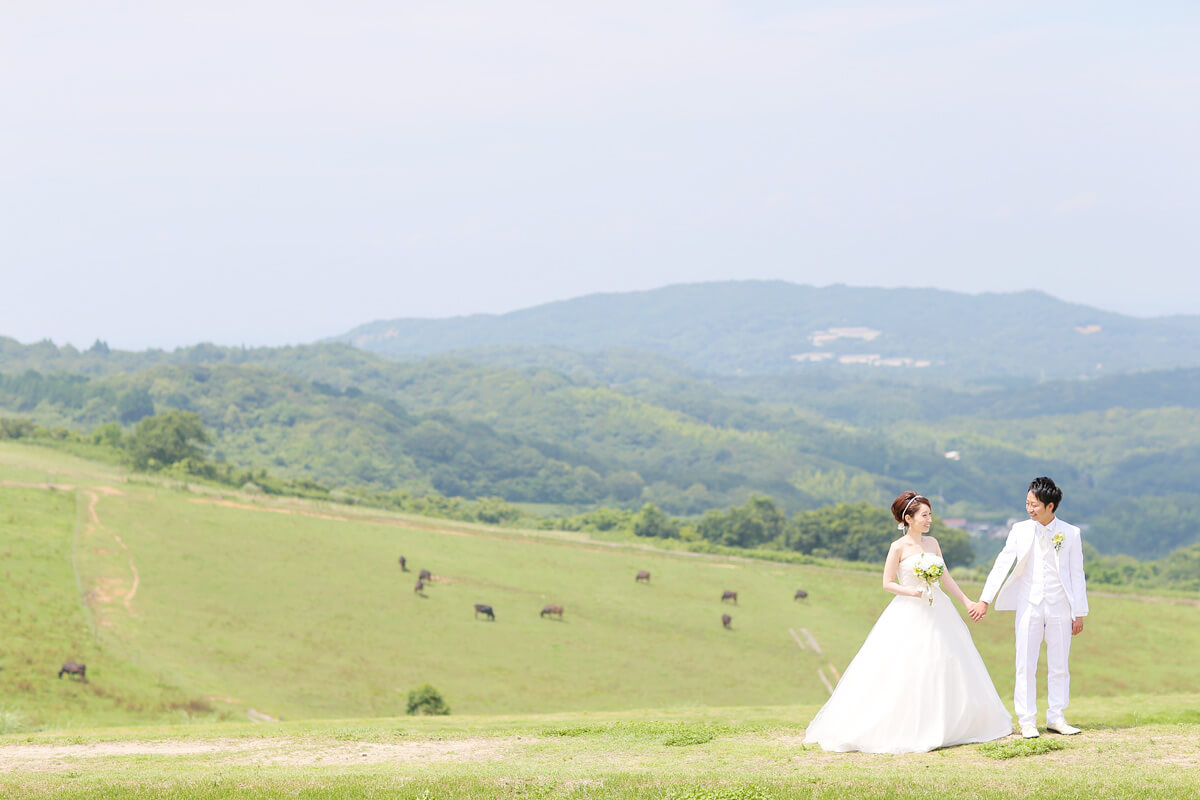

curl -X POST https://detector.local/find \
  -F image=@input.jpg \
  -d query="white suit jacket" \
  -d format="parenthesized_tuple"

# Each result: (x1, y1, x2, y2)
(980, 518, 1089, 618)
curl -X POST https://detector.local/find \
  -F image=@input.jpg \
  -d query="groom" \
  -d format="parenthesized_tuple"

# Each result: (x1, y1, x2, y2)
(969, 477, 1088, 739)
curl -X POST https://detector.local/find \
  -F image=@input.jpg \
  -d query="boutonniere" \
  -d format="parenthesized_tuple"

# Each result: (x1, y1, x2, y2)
(1052, 533, 1065, 553)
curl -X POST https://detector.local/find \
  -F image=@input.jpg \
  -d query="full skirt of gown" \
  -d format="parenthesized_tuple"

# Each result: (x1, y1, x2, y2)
(803, 555, 1013, 753)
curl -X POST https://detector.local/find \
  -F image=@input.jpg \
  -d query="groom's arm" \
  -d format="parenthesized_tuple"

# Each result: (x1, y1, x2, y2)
(969, 527, 1021, 620)
(1068, 526, 1088, 632)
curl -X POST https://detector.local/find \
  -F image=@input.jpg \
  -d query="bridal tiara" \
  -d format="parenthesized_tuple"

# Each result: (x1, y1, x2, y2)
(898, 494, 927, 530)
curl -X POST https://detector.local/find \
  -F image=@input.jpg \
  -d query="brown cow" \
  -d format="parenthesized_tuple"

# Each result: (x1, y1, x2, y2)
(721, 590, 738, 604)
(474, 603, 495, 621)
(721, 614, 732, 629)
(418, 569, 432, 582)
(540, 604, 564, 619)
(58, 661, 87, 681)
(794, 589, 808, 600)
(635, 570, 651, 583)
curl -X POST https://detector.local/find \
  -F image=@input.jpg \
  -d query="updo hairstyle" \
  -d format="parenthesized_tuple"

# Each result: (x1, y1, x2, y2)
(891, 490, 931, 529)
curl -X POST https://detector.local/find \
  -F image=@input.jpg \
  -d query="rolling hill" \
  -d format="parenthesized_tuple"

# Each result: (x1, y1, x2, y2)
(1, 442, 1198, 731)
(333, 281, 1200, 379)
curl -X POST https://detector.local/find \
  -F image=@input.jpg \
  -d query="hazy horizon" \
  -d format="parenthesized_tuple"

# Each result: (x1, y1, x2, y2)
(3, 279, 1194, 353)
(5, 3, 1198, 350)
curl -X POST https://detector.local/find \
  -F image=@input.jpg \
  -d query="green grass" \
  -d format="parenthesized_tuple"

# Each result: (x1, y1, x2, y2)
(0, 699, 1197, 798)
(2, 439, 1200, 736)
(2, 437, 1198, 797)
(0, 482, 210, 730)
(977, 737, 1065, 759)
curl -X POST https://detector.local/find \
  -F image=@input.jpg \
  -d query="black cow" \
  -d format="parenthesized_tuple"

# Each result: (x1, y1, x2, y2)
(721, 590, 738, 604)
(794, 589, 808, 600)
(58, 661, 87, 681)
(474, 603, 495, 621)
(721, 614, 732, 629)
(418, 569, 432, 582)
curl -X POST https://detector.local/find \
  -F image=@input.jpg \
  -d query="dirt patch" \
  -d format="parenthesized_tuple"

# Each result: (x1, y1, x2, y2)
(90, 577, 126, 605)
(0, 736, 516, 772)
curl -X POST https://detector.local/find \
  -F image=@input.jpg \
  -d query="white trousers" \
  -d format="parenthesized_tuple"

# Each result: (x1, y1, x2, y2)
(1014, 599, 1073, 727)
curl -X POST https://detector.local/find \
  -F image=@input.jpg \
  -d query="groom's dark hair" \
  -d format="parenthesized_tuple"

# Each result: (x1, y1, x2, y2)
(1028, 476, 1062, 513)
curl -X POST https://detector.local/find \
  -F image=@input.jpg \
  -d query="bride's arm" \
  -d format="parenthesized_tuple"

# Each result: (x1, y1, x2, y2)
(882, 542, 922, 597)
(928, 537, 972, 608)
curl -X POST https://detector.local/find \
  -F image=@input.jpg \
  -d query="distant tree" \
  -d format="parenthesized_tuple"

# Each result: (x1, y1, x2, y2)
(632, 503, 679, 538)
(117, 388, 155, 424)
(0, 418, 36, 440)
(604, 470, 646, 502)
(125, 410, 210, 471)
(406, 684, 450, 715)
(698, 496, 784, 548)
(784, 501, 973, 566)
(89, 422, 124, 449)
(87, 339, 110, 355)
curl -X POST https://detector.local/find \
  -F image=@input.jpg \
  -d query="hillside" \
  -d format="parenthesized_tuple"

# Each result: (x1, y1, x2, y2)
(1, 443, 1198, 732)
(5, 335, 1200, 560)
(333, 281, 1200, 379)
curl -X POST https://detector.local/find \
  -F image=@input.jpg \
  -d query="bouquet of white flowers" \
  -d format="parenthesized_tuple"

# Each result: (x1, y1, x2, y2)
(912, 555, 945, 606)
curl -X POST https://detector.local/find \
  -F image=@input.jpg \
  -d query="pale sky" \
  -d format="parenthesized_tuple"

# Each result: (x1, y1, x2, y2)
(3, 2, 1198, 350)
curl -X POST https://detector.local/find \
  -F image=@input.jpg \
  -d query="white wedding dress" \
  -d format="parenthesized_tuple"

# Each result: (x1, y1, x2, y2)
(803, 553, 1013, 753)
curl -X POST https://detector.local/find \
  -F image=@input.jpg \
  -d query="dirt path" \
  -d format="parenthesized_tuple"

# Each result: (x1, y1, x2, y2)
(30, 484, 140, 619)
(0, 736, 516, 772)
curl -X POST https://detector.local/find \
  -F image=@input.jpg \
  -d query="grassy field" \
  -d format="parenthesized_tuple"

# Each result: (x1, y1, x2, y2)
(1, 696, 1198, 799)
(1, 440, 1198, 797)
(3, 440, 1200, 727)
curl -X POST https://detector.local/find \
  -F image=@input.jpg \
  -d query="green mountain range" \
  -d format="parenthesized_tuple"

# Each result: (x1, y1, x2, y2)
(4, 282, 1200, 562)
(333, 281, 1200, 380)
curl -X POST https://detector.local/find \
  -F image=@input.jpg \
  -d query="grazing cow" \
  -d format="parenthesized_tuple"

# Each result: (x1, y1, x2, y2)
(58, 661, 86, 681)
(398, 555, 408, 571)
(721, 614, 732, 629)
(474, 603, 495, 621)
(794, 589, 808, 600)
(418, 568, 432, 582)
(721, 590, 738, 604)
(414, 580, 425, 594)
(635, 570, 651, 583)
(540, 604, 564, 619)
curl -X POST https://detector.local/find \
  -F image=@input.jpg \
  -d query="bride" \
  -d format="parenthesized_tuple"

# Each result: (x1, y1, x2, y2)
(803, 491, 1013, 753)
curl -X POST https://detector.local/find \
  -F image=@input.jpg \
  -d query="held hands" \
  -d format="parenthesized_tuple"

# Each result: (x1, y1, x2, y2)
(967, 601, 988, 622)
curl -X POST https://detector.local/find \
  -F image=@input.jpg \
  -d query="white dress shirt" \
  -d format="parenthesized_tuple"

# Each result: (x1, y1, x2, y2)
(1028, 522, 1067, 607)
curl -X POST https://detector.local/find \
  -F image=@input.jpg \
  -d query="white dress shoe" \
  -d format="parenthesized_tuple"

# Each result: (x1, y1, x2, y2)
(1020, 724, 1040, 738)
(1046, 720, 1081, 735)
